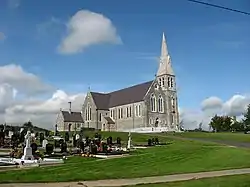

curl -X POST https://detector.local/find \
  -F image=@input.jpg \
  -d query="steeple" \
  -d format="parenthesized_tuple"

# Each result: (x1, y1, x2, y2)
(157, 32, 175, 76)
(161, 32, 168, 57)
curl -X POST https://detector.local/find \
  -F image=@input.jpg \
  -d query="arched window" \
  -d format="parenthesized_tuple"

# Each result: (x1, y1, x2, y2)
(150, 94, 156, 112)
(89, 107, 92, 121)
(162, 77, 165, 86)
(159, 78, 162, 86)
(158, 95, 164, 112)
(167, 77, 170, 88)
(99, 113, 102, 121)
(171, 97, 175, 111)
(170, 78, 174, 88)
(86, 104, 92, 121)
(85, 109, 88, 121)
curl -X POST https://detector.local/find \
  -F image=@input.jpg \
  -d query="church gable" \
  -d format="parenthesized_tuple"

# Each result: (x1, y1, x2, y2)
(144, 80, 165, 100)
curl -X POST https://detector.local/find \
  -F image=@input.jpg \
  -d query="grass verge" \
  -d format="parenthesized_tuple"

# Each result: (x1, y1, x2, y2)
(126, 174, 250, 187)
(166, 132, 250, 143)
(1, 132, 250, 183)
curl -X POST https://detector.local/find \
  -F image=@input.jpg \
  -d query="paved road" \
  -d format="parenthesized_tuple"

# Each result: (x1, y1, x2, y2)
(1, 168, 250, 187)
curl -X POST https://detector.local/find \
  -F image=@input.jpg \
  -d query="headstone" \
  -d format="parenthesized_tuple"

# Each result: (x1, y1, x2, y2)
(76, 134, 80, 140)
(127, 132, 132, 150)
(155, 137, 159, 145)
(59, 139, 64, 145)
(54, 140, 61, 148)
(0, 129, 4, 147)
(21, 131, 34, 160)
(92, 144, 98, 154)
(116, 137, 121, 145)
(85, 136, 90, 145)
(72, 134, 77, 147)
(54, 124, 58, 136)
(31, 142, 38, 154)
(20, 128, 24, 133)
(107, 136, 112, 145)
(60, 142, 67, 153)
(46, 143, 54, 155)
(4, 129, 9, 137)
(80, 141, 85, 152)
(8, 131, 13, 138)
(109, 136, 113, 144)
(65, 132, 69, 142)
(42, 139, 48, 148)
(39, 133, 45, 145)
(152, 138, 155, 145)
(148, 139, 152, 146)
(45, 130, 50, 137)
(89, 143, 94, 153)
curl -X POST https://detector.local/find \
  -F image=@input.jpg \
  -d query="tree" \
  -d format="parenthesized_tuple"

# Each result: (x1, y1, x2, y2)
(242, 104, 250, 131)
(23, 121, 33, 130)
(209, 115, 232, 132)
(198, 121, 203, 131)
(231, 120, 244, 132)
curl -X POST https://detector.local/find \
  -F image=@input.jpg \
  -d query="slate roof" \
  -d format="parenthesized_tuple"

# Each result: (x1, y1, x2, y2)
(61, 111, 84, 123)
(90, 80, 153, 110)
(104, 116, 115, 124)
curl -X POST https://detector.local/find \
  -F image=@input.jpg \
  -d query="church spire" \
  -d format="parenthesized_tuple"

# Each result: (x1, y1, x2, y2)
(161, 32, 168, 57)
(157, 32, 175, 76)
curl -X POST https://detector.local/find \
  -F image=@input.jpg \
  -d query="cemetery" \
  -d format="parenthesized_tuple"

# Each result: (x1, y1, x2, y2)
(1, 124, 164, 169)
(1, 129, 250, 183)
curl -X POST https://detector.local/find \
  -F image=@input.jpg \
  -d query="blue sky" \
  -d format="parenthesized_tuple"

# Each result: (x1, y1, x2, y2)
(0, 0, 249, 111)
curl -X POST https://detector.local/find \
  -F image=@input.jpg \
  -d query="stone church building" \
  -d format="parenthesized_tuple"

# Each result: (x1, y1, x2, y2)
(81, 33, 180, 131)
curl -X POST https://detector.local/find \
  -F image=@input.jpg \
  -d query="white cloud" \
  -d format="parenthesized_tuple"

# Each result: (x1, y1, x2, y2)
(0, 64, 53, 95)
(58, 10, 121, 54)
(0, 32, 6, 41)
(0, 64, 86, 129)
(181, 95, 250, 130)
(5, 90, 86, 129)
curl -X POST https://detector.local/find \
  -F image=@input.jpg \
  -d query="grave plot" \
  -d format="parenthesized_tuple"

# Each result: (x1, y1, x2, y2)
(69, 132, 132, 159)
(0, 130, 64, 168)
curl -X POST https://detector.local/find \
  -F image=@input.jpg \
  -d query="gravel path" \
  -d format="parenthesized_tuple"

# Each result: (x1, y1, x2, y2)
(1, 168, 250, 187)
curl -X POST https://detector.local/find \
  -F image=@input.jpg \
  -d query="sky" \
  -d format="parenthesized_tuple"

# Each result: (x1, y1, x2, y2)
(0, 0, 249, 130)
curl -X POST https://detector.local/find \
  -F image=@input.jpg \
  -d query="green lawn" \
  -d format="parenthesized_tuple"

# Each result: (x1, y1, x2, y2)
(126, 174, 250, 187)
(1, 132, 250, 183)
(166, 132, 250, 143)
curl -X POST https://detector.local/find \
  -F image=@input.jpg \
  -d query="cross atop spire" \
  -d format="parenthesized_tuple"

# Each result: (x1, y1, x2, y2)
(161, 32, 168, 57)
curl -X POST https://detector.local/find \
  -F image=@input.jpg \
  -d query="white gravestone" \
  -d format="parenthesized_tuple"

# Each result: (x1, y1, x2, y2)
(21, 131, 34, 160)
(42, 139, 48, 148)
(8, 131, 13, 137)
(127, 132, 132, 150)
(75, 134, 80, 140)
(20, 128, 24, 133)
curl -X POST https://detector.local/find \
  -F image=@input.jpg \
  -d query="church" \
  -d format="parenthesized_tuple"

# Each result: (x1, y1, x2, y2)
(56, 33, 180, 132)
(81, 33, 180, 131)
